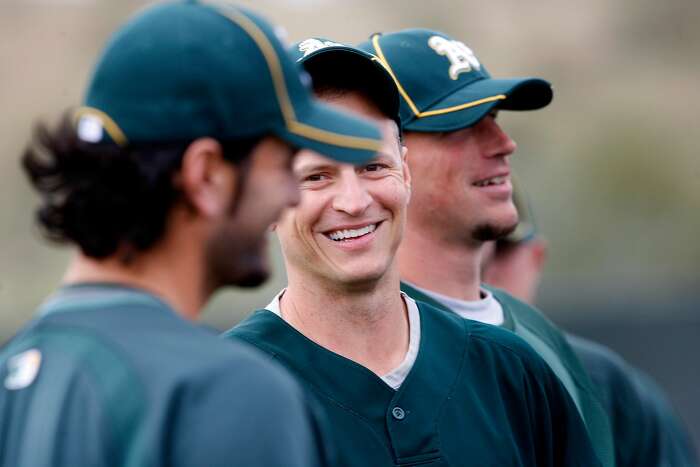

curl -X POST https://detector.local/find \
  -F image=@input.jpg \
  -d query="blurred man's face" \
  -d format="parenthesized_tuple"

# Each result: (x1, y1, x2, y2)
(276, 92, 410, 289)
(404, 112, 518, 246)
(207, 137, 300, 288)
(482, 239, 547, 305)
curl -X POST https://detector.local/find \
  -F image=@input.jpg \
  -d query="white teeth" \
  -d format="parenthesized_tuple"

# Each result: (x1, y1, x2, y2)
(474, 176, 507, 187)
(328, 223, 377, 241)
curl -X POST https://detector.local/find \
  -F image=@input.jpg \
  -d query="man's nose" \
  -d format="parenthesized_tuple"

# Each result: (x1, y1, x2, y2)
(481, 116, 517, 158)
(331, 173, 372, 216)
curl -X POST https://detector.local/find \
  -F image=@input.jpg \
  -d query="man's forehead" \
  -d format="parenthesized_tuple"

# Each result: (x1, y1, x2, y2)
(293, 149, 340, 170)
(293, 144, 397, 171)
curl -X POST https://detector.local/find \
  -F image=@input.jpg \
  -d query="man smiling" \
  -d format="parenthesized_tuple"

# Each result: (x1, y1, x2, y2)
(0, 3, 384, 465)
(359, 29, 615, 467)
(224, 40, 601, 467)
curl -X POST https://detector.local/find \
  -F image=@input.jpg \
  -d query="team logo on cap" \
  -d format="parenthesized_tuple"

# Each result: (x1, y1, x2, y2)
(297, 38, 346, 59)
(428, 36, 481, 80)
(77, 114, 105, 143)
(4, 349, 42, 390)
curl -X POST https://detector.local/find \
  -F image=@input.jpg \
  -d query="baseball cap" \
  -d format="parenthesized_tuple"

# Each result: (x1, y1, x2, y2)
(288, 38, 401, 134)
(358, 29, 553, 132)
(73, 0, 382, 164)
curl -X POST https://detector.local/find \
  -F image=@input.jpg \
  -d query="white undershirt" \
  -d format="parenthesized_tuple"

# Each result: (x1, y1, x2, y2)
(265, 290, 421, 390)
(404, 282, 505, 326)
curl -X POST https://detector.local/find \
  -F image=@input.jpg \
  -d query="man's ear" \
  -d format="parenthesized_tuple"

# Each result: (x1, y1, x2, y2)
(176, 138, 237, 218)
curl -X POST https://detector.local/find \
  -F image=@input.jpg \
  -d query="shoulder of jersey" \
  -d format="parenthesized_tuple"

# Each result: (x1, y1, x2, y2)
(415, 298, 541, 362)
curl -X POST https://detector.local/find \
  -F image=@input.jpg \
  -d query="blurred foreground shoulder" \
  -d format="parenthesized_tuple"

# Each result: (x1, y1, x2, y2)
(169, 337, 328, 467)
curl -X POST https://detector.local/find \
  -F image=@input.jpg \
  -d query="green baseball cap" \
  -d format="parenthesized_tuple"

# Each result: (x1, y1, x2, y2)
(358, 29, 553, 132)
(288, 38, 401, 134)
(73, 0, 382, 164)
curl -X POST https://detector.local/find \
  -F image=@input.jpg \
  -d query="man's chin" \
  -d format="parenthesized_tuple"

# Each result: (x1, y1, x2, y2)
(331, 264, 392, 292)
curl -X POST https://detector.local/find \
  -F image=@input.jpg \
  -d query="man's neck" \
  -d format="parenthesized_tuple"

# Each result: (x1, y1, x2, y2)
(280, 267, 409, 377)
(398, 226, 483, 301)
(62, 246, 206, 321)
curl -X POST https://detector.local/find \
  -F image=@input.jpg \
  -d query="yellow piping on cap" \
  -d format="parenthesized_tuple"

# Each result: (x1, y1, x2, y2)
(371, 34, 421, 116)
(288, 121, 382, 151)
(418, 95, 506, 117)
(201, 1, 381, 152)
(73, 106, 128, 146)
(370, 34, 507, 120)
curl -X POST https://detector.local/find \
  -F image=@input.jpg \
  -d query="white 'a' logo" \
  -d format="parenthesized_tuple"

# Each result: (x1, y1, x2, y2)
(297, 38, 346, 60)
(428, 36, 481, 80)
(4, 349, 42, 390)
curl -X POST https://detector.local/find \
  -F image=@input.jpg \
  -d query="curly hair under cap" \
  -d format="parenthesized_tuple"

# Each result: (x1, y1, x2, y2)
(22, 112, 260, 259)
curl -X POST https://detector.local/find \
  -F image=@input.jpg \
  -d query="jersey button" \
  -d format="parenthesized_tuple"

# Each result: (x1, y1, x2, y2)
(391, 406, 405, 420)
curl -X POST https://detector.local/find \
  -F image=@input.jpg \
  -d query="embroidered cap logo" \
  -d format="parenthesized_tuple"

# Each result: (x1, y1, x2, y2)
(428, 36, 481, 80)
(297, 38, 346, 59)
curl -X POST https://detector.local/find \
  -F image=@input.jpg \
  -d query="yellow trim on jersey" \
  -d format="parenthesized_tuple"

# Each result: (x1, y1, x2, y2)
(370, 34, 507, 120)
(201, 1, 380, 152)
(73, 106, 128, 146)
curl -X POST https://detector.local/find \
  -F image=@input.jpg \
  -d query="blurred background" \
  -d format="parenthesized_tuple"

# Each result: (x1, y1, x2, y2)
(2, 0, 699, 449)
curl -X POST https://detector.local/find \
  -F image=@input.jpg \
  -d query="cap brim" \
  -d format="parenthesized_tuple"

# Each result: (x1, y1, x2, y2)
(299, 44, 374, 63)
(403, 77, 552, 132)
(278, 99, 382, 164)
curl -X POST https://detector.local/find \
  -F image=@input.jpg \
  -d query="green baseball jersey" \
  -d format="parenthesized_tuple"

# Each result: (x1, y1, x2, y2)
(0, 284, 328, 467)
(224, 301, 601, 467)
(401, 282, 616, 467)
(567, 334, 699, 467)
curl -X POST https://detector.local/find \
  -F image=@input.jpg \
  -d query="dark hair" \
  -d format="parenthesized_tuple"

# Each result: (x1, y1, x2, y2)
(22, 112, 260, 259)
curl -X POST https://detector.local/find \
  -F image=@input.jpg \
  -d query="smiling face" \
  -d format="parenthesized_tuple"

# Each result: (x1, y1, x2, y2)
(275, 92, 410, 289)
(403, 112, 518, 246)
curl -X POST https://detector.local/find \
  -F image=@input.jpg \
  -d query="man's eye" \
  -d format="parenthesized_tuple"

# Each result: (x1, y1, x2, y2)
(364, 163, 386, 172)
(303, 173, 327, 182)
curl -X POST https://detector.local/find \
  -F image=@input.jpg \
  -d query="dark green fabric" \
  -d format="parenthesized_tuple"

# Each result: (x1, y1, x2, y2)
(401, 282, 616, 467)
(80, 1, 380, 163)
(356, 29, 552, 132)
(0, 284, 327, 467)
(225, 302, 601, 467)
(0, 330, 147, 467)
(567, 334, 699, 467)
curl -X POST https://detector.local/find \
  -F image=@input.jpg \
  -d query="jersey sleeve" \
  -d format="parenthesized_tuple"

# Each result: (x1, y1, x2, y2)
(167, 357, 329, 467)
(523, 348, 604, 467)
(569, 334, 699, 467)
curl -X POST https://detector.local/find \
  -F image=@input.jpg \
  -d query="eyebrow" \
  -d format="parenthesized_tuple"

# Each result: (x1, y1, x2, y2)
(294, 161, 338, 173)
(372, 152, 399, 163)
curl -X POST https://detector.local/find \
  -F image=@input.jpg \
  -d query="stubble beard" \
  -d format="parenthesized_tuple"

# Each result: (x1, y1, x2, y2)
(205, 225, 270, 292)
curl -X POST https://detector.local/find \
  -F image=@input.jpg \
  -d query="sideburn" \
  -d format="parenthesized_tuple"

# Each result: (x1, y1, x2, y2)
(227, 156, 253, 215)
